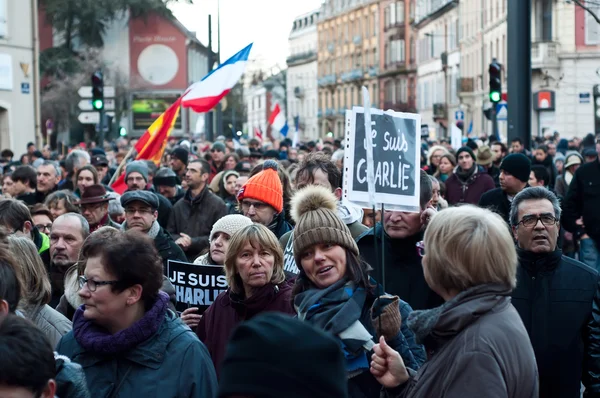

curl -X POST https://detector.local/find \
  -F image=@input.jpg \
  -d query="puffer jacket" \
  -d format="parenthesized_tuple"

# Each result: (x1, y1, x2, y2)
(54, 352, 91, 398)
(385, 284, 538, 398)
(26, 304, 72, 348)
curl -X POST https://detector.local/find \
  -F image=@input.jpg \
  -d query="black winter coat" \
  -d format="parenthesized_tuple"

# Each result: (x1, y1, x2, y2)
(154, 226, 187, 272)
(356, 224, 443, 311)
(512, 249, 600, 398)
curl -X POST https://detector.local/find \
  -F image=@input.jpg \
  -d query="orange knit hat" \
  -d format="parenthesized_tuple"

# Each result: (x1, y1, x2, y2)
(237, 160, 283, 213)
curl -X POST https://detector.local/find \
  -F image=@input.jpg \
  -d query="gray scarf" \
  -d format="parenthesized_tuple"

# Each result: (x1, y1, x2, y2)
(121, 220, 160, 239)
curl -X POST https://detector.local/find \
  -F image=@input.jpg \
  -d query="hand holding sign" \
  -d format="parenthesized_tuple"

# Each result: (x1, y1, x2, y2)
(181, 307, 202, 329)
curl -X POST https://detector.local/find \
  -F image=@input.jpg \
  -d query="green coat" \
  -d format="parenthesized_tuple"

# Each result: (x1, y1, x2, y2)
(56, 311, 217, 398)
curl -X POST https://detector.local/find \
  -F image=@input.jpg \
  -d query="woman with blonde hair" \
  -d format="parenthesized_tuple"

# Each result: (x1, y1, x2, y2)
(370, 205, 538, 397)
(196, 223, 295, 378)
(8, 235, 72, 347)
(426, 145, 449, 176)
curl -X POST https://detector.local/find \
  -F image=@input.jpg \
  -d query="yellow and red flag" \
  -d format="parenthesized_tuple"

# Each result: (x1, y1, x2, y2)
(111, 97, 182, 194)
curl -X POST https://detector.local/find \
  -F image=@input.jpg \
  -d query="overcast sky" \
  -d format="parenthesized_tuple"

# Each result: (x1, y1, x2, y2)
(170, 0, 323, 72)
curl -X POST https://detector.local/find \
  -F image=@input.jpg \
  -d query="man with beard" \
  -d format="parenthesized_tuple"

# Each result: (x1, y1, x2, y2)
(49, 213, 89, 309)
(510, 187, 600, 397)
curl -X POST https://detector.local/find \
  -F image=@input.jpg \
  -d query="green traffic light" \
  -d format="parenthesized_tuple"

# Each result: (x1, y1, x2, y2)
(92, 99, 104, 110)
(119, 127, 127, 136)
(490, 91, 501, 102)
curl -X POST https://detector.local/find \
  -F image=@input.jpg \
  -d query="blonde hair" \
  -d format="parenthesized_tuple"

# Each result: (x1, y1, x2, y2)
(7, 235, 52, 309)
(427, 145, 449, 165)
(424, 205, 517, 292)
(224, 224, 285, 295)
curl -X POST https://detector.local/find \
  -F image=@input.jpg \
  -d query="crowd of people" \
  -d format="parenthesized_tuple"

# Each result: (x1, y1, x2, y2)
(0, 130, 598, 398)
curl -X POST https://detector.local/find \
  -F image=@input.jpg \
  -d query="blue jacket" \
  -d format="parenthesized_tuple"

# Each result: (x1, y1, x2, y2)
(56, 311, 217, 398)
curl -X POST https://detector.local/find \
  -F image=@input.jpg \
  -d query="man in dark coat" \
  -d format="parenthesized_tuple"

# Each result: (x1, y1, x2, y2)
(357, 170, 443, 311)
(510, 186, 600, 398)
(479, 153, 531, 225)
(120, 190, 187, 272)
(124, 160, 172, 229)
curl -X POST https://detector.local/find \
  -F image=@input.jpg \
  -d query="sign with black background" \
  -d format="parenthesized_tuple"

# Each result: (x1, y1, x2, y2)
(343, 107, 421, 212)
(167, 260, 228, 313)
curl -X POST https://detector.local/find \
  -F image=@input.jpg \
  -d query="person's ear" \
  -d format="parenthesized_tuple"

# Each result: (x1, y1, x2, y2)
(153, 210, 158, 221)
(41, 379, 57, 398)
(125, 284, 143, 306)
(0, 299, 9, 317)
(23, 221, 33, 235)
(333, 187, 342, 200)
(512, 225, 519, 241)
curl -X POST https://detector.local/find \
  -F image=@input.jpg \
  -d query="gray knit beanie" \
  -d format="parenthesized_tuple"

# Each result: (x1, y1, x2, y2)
(290, 185, 358, 268)
(210, 214, 253, 242)
(125, 160, 149, 182)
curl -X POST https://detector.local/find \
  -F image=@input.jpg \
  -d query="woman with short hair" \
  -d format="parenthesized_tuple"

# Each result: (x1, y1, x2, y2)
(370, 205, 538, 397)
(56, 229, 217, 397)
(291, 186, 425, 398)
(44, 190, 79, 219)
(196, 223, 295, 378)
(8, 235, 72, 347)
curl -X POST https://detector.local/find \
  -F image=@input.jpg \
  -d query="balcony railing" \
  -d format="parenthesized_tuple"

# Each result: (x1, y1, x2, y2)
(341, 69, 364, 82)
(318, 74, 337, 86)
(368, 66, 379, 77)
(531, 41, 560, 70)
(318, 109, 323, 118)
(325, 108, 335, 116)
(338, 108, 346, 115)
(384, 21, 405, 32)
(286, 50, 317, 65)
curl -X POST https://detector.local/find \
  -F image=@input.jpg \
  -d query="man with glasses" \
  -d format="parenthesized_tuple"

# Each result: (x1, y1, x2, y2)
(510, 186, 600, 398)
(168, 159, 227, 261)
(74, 184, 120, 233)
(120, 190, 186, 271)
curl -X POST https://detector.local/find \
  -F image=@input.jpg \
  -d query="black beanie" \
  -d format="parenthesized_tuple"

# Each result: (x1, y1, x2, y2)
(218, 313, 348, 398)
(500, 153, 531, 183)
(456, 146, 476, 162)
(170, 147, 189, 165)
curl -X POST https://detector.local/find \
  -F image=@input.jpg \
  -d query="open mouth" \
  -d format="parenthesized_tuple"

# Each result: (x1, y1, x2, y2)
(317, 266, 334, 275)
(533, 235, 548, 242)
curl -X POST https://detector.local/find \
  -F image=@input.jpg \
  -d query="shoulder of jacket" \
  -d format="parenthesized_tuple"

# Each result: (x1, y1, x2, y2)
(560, 256, 600, 278)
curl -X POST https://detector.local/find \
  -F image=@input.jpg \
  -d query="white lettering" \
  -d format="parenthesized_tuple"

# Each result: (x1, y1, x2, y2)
(402, 163, 411, 190)
(357, 158, 367, 184)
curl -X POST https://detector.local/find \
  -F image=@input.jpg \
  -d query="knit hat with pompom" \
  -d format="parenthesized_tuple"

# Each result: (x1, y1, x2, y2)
(290, 185, 359, 268)
(237, 160, 283, 213)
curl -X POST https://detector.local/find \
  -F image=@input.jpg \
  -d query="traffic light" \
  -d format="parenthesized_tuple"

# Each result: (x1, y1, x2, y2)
(594, 85, 600, 135)
(489, 59, 502, 103)
(91, 70, 104, 111)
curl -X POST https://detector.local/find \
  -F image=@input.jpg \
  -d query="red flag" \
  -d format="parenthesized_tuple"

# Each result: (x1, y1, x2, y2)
(254, 127, 263, 141)
(111, 98, 182, 194)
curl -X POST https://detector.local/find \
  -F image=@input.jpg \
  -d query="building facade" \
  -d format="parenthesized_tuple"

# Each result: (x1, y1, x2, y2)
(287, 9, 320, 141)
(317, 0, 380, 138)
(378, 0, 418, 114)
(0, 0, 39, 152)
(415, 0, 459, 138)
(245, 84, 268, 138)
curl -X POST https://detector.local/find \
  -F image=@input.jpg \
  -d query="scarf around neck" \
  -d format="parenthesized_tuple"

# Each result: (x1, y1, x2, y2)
(295, 279, 374, 374)
(73, 291, 169, 355)
(456, 164, 477, 183)
(121, 220, 160, 239)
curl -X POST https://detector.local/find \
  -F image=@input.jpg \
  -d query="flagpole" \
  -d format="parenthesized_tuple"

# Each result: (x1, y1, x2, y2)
(108, 145, 136, 186)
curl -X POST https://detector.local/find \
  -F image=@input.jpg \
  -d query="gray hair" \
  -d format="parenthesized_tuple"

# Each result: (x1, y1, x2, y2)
(106, 192, 124, 217)
(38, 160, 61, 178)
(509, 186, 561, 227)
(54, 213, 90, 239)
(65, 150, 90, 174)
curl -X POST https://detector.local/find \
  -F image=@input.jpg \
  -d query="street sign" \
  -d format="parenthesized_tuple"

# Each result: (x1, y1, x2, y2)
(496, 103, 508, 121)
(78, 98, 115, 111)
(78, 111, 115, 124)
(454, 110, 464, 121)
(21, 82, 30, 94)
(78, 85, 115, 98)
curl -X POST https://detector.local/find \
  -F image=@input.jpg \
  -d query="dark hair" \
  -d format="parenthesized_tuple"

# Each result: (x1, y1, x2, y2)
(189, 159, 211, 175)
(0, 227, 21, 313)
(536, 144, 548, 154)
(509, 186, 561, 227)
(295, 152, 341, 190)
(530, 165, 549, 186)
(11, 166, 37, 189)
(511, 137, 523, 145)
(30, 203, 53, 220)
(491, 141, 508, 154)
(0, 315, 56, 395)
(75, 165, 99, 186)
(420, 169, 433, 209)
(0, 198, 33, 231)
(44, 190, 80, 214)
(225, 152, 240, 165)
(80, 227, 163, 308)
(1, 149, 14, 159)
(292, 248, 373, 298)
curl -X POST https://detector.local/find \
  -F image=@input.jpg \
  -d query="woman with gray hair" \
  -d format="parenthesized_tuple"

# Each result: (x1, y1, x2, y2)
(370, 205, 538, 397)
(8, 235, 72, 347)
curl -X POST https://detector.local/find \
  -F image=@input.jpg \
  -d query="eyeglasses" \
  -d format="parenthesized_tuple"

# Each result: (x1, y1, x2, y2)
(241, 200, 268, 211)
(80, 203, 104, 212)
(518, 214, 558, 228)
(416, 241, 425, 257)
(35, 223, 52, 233)
(125, 208, 153, 216)
(78, 276, 119, 292)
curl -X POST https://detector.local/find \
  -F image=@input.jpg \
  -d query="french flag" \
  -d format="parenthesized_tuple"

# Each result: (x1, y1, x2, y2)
(268, 103, 289, 137)
(182, 43, 253, 113)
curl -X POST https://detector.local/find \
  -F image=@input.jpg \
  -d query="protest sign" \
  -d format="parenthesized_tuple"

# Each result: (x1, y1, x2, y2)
(167, 260, 228, 313)
(343, 107, 421, 212)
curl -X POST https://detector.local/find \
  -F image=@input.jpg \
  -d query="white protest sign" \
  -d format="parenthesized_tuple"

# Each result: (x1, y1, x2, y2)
(343, 107, 421, 212)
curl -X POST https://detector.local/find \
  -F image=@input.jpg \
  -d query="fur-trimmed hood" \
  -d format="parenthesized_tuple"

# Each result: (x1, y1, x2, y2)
(63, 265, 83, 310)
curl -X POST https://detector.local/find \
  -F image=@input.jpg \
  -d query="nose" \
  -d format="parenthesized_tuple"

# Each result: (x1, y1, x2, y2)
(314, 247, 326, 262)
(78, 281, 91, 298)
(251, 252, 262, 267)
(54, 237, 66, 249)
(533, 219, 545, 230)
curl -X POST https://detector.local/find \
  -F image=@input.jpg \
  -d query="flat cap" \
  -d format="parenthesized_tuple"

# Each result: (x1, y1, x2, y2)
(120, 190, 159, 210)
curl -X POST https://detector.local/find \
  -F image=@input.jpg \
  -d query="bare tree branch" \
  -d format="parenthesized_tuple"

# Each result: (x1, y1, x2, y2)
(573, 0, 600, 25)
